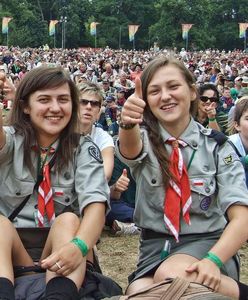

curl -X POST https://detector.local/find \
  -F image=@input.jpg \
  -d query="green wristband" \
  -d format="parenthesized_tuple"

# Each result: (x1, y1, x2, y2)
(204, 252, 223, 269)
(70, 237, 89, 257)
(244, 155, 248, 166)
(208, 117, 216, 122)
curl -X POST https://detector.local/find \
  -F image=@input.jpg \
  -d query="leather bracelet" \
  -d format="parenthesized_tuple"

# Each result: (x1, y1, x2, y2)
(204, 252, 223, 268)
(119, 121, 136, 130)
(70, 237, 89, 257)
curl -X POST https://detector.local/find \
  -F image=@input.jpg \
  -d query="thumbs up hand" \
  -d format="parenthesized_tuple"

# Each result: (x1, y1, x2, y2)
(113, 168, 130, 193)
(121, 77, 146, 126)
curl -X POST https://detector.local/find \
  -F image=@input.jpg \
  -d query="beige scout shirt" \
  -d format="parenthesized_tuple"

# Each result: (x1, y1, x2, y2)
(0, 126, 110, 227)
(115, 118, 248, 236)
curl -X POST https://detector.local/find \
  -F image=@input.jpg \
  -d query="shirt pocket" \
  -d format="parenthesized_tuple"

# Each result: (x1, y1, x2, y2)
(52, 185, 77, 208)
(190, 175, 216, 213)
(3, 177, 34, 210)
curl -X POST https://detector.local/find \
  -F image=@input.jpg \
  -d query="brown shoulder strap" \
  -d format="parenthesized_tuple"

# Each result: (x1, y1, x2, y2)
(161, 277, 190, 300)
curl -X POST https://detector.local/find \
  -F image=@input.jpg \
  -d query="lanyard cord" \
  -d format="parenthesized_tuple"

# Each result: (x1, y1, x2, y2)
(187, 149, 197, 171)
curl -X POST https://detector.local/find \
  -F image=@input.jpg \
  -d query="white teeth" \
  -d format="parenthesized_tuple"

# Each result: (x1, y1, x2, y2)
(161, 104, 176, 110)
(46, 116, 62, 120)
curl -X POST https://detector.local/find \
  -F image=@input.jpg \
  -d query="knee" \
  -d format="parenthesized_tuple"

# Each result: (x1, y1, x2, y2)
(0, 215, 14, 231)
(154, 262, 188, 283)
(53, 212, 80, 230)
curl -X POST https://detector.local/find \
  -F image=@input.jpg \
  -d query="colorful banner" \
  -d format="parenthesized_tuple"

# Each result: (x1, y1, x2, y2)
(239, 23, 248, 39)
(49, 20, 58, 36)
(2, 17, 12, 34)
(90, 22, 99, 36)
(128, 25, 139, 42)
(182, 24, 193, 40)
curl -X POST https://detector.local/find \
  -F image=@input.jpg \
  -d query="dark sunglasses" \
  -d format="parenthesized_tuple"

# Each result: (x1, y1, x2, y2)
(200, 96, 218, 103)
(79, 99, 101, 108)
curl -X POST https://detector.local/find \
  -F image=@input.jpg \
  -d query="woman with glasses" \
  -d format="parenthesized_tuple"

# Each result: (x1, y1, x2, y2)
(196, 83, 222, 132)
(78, 81, 114, 182)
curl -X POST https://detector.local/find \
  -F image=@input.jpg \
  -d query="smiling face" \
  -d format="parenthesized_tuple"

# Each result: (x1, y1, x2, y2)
(24, 83, 72, 147)
(146, 64, 196, 137)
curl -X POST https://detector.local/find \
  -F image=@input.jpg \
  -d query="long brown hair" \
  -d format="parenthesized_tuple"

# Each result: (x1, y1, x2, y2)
(9, 66, 80, 173)
(140, 56, 197, 187)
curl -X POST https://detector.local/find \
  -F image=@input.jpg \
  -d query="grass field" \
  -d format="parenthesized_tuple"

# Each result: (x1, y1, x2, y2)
(98, 231, 248, 292)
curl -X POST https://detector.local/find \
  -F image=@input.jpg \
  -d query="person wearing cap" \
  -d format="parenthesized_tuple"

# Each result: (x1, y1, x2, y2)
(101, 79, 116, 99)
(105, 95, 118, 129)
(116, 88, 126, 107)
(84, 67, 98, 84)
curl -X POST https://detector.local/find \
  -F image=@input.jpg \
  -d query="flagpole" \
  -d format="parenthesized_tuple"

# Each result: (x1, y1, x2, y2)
(244, 33, 247, 51)
(186, 35, 188, 52)
(133, 36, 135, 50)
(119, 26, 122, 49)
(95, 31, 97, 48)
(7, 31, 9, 48)
(54, 32, 56, 48)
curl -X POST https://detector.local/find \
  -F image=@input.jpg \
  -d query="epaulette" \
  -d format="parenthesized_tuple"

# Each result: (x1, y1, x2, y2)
(207, 129, 228, 146)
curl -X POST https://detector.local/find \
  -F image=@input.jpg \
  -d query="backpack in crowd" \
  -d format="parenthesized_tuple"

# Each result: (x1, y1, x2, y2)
(105, 277, 231, 300)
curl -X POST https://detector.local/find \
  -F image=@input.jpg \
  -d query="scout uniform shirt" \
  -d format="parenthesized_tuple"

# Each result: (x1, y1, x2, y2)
(0, 126, 110, 227)
(115, 118, 248, 236)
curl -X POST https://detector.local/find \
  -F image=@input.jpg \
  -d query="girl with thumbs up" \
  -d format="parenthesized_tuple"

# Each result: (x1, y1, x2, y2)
(116, 56, 248, 299)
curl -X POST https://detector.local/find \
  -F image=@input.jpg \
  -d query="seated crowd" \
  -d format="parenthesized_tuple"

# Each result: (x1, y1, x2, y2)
(0, 46, 248, 299)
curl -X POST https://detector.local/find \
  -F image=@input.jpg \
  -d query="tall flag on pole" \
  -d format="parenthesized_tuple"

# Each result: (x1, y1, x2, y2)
(128, 25, 139, 42)
(49, 20, 58, 36)
(182, 24, 193, 40)
(90, 22, 99, 36)
(239, 23, 248, 38)
(2, 17, 12, 34)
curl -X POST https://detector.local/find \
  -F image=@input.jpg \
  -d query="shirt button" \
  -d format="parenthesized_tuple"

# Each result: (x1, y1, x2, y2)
(16, 192, 21, 196)
(151, 179, 157, 184)
(64, 172, 71, 180)
(65, 197, 70, 203)
(34, 204, 38, 209)
(192, 142, 197, 147)
(205, 187, 211, 193)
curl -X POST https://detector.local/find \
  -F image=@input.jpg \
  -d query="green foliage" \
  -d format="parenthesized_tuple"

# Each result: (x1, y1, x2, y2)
(0, 0, 247, 50)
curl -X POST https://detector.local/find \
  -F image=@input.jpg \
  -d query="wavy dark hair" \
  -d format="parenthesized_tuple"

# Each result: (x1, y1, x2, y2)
(8, 66, 80, 173)
(198, 83, 220, 100)
(141, 56, 197, 187)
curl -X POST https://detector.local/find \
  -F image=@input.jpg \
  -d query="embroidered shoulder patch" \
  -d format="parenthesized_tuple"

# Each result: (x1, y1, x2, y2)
(223, 154, 234, 165)
(88, 145, 103, 163)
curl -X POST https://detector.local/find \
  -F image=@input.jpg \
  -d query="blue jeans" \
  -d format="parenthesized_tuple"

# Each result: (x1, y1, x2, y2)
(105, 200, 134, 226)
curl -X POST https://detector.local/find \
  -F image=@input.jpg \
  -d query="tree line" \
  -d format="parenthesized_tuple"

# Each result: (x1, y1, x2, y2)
(0, 0, 247, 50)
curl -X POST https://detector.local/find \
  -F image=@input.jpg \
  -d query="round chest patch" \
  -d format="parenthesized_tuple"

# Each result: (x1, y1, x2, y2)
(200, 196, 212, 211)
(88, 145, 103, 163)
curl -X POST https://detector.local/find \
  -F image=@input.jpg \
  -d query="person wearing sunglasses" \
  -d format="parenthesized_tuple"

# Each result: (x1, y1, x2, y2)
(78, 81, 114, 182)
(196, 84, 223, 133)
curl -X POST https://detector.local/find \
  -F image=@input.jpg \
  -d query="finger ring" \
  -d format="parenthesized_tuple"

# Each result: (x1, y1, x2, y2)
(55, 262, 62, 269)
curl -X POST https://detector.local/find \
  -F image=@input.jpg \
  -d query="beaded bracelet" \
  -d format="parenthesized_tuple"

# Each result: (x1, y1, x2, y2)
(204, 252, 223, 268)
(70, 237, 89, 257)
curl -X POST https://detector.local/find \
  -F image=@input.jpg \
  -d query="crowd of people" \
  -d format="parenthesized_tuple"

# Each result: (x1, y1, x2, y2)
(0, 45, 248, 299)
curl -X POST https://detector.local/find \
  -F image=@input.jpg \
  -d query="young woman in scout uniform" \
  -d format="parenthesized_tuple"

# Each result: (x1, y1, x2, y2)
(116, 56, 248, 299)
(0, 66, 109, 300)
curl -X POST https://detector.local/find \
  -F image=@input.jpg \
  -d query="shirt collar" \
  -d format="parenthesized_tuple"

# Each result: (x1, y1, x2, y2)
(158, 117, 200, 150)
